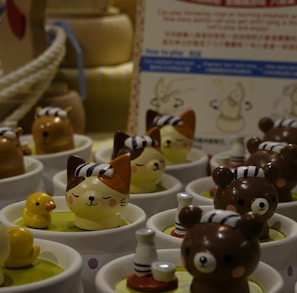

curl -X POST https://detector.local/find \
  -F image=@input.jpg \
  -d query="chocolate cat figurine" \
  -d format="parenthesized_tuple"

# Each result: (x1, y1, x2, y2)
(112, 127, 165, 193)
(146, 109, 195, 164)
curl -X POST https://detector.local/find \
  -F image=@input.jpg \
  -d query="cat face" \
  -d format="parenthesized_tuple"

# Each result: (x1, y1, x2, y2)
(66, 154, 131, 230)
(146, 110, 195, 164)
(112, 127, 166, 193)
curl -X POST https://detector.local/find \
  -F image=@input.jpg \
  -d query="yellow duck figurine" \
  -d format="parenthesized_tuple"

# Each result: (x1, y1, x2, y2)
(22, 192, 56, 229)
(4, 227, 40, 268)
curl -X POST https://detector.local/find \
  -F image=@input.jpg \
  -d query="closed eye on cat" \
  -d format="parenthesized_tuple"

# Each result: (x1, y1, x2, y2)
(103, 196, 111, 199)
(72, 193, 79, 198)
(135, 163, 144, 167)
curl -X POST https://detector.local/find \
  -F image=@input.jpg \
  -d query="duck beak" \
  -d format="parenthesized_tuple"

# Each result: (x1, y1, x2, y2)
(45, 201, 56, 211)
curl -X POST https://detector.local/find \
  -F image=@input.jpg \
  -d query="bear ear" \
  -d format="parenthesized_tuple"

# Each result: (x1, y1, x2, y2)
(146, 127, 161, 146)
(246, 136, 263, 154)
(262, 162, 281, 184)
(212, 166, 234, 188)
(146, 109, 160, 131)
(280, 144, 297, 164)
(111, 131, 130, 159)
(238, 212, 265, 241)
(180, 110, 196, 137)
(258, 117, 274, 133)
(179, 205, 203, 229)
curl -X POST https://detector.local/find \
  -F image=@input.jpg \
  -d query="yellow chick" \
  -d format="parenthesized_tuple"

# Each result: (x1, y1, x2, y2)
(4, 227, 40, 268)
(22, 192, 56, 229)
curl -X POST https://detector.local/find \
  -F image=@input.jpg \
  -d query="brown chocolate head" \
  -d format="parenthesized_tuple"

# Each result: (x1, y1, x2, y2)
(180, 209, 263, 290)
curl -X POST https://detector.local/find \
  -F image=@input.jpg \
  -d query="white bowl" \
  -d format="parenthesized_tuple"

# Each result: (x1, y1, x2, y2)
(21, 134, 93, 194)
(0, 238, 83, 293)
(186, 176, 297, 222)
(94, 146, 209, 187)
(147, 208, 297, 292)
(0, 196, 146, 293)
(0, 157, 43, 209)
(53, 171, 183, 218)
(95, 248, 284, 293)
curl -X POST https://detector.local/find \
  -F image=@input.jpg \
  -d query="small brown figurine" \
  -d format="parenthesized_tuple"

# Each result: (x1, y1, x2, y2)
(179, 207, 264, 293)
(0, 126, 25, 178)
(258, 117, 297, 145)
(32, 106, 75, 154)
(246, 137, 297, 202)
(212, 164, 279, 239)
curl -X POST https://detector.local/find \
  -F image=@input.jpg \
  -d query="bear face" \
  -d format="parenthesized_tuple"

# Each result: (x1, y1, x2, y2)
(179, 207, 264, 293)
(32, 106, 74, 154)
(246, 137, 297, 203)
(212, 164, 279, 240)
(259, 117, 297, 145)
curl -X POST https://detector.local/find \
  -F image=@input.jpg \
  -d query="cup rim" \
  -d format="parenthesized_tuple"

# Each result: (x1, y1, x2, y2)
(0, 238, 82, 292)
(0, 156, 43, 184)
(20, 134, 93, 160)
(95, 248, 284, 293)
(0, 196, 147, 238)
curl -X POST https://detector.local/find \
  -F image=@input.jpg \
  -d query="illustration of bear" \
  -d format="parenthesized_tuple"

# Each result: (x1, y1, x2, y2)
(179, 207, 264, 293)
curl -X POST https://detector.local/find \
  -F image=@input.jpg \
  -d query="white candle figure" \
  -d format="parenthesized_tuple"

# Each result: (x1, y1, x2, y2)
(172, 192, 193, 237)
(230, 135, 245, 168)
(134, 228, 158, 277)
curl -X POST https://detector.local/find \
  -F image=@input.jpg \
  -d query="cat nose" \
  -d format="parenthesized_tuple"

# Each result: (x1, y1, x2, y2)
(166, 140, 171, 146)
(154, 162, 160, 170)
(89, 195, 95, 202)
(42, 131, 49, 138)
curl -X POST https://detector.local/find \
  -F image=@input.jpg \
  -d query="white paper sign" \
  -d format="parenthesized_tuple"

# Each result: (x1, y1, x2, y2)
(128, 0, 297, 155)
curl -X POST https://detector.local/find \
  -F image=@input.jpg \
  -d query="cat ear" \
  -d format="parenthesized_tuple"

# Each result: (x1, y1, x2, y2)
(101, 154, 131, 194)
(67, 155, 86, 181)
(112, 131, 130, 159)
(146, 127, 161, 146)
(66, 155, 86, 191)
(180, 110, 195, 138)
(146, 109, 160, 131)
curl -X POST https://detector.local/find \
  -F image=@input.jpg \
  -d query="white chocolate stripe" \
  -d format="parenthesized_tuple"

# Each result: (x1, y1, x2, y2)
(0, 127, 16, 139)
(125, 135, 158, 149)
(153, 115, 183, 127)
(233, 166, 265, 179)
(274, 118, 297, 128)
(35, 107, 67, 118)
(201, 210, 240, 228)
(258, 141, 287, 153)
(75, 163, 114, 177)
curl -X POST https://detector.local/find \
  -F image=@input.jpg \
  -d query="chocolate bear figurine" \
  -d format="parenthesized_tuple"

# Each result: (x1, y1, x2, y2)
(246, 137, 297, 202)
(258, 117, 297, 145)
(212, 164, 280, 240)
(179, 207, 264, 293)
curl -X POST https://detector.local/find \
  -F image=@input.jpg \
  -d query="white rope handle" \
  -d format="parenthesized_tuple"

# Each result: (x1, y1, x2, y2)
(0, 24, 67, 124)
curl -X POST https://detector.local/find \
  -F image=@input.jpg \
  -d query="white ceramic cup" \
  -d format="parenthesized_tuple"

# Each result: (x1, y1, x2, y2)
(0, 238, 83, 293)
(0, 196, 146, 293)
(95, 248, 284, 293)
(0, 157, 43, 209)
(94, 146, 209, 187)
(186, 175, 297, 222)
(147, 208, 297, 293)
(53, 170, 183, 218)
(20, 134, 93, 195)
